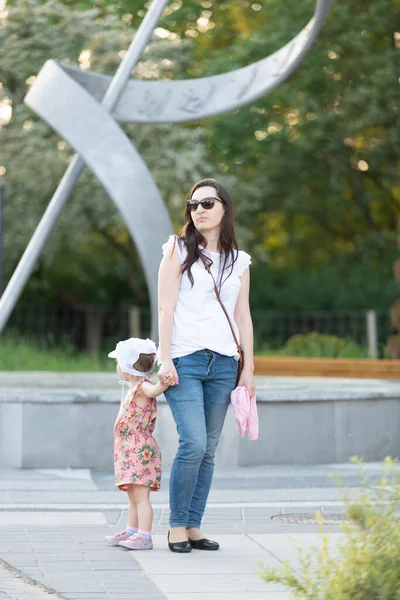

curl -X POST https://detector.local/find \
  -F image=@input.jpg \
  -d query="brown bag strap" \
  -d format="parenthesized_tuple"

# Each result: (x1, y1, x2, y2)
(200, 254, 241, 355)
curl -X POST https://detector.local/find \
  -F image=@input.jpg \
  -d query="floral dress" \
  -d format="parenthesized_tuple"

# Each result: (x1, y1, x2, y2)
(113, 378, 161, 492)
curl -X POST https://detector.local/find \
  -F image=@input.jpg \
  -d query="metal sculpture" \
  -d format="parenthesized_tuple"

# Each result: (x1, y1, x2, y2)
(0, 0, 334, 339)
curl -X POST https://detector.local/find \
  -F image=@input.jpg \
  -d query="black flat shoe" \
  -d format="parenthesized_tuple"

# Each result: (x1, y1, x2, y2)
(167, 531, 192, 553)
(189, 538, 220, 551)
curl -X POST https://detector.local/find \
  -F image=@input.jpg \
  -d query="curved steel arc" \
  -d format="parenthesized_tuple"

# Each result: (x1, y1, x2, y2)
(0, 0, 170, 338)
(25, 60, 173, 337)
(38, 0, 334, 125)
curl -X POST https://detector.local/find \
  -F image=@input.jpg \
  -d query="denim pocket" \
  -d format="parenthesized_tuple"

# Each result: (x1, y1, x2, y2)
(172, 357, 180, 367)
(230, 355, 239, 372)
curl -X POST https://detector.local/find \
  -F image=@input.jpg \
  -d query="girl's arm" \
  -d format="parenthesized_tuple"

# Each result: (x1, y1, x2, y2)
(158, 241, 182, 385)
(234, 268, 255, 397)
(141, 380, 169, 399)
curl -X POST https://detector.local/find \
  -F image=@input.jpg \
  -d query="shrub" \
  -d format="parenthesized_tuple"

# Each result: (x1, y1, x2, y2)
(260, 457, 400, 599)
(280, 332, 369, 358)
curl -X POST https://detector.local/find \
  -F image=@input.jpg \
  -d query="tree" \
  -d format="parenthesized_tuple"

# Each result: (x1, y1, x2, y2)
(0, 0, 213, 309)
(1, 0, 398, 332)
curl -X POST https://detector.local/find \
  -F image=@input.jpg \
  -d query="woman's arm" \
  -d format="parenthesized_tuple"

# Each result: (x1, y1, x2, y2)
(234, 268, 256, 396)
(158, 241, 182, 385)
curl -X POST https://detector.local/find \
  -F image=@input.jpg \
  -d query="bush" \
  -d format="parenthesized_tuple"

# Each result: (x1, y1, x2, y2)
(260, 457, 400, 599)
(280, 332, 369, 358)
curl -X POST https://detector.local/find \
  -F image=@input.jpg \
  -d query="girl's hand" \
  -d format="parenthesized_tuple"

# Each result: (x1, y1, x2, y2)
(164, 372, 174, 386)
(238, 368, 255, 397)
(158, 360, 179, 386)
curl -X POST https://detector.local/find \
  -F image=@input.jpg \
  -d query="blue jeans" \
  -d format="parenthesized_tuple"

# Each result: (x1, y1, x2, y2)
(164, 350, 238, 528)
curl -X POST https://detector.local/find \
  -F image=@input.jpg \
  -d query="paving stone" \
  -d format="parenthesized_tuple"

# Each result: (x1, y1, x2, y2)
(43, 574, 104, 594)
(100, 573, 154, 584)
(0, 513, 107, 526)
(62, 595, 109, 599)
(214, 548, 277, 557)
(40, 562, 92, 572)
(104, 588, 161, 597)
(0, 555, 38, 568)
(36, 554, 86, 562)
(108, 596, 164, 600)
(103, 510, 121, 525)
(0, 544, 33, 553)
(133, 556, 279, 575)
(109, 596, 165, 600)
(18, 568, 44, 576)
(102, 583, 157, 593)
(77, 542, 109, 549)
(25, 535, 76, 543)
(86, 560, 136, 569)
(0, 562, 63, 600)
(164, 594, 290, 600)
(69, 528, 111, 533)
(147, 573, 285, 594)
(81, 550, 131, 560)
(28, 543, 79, 550)
(64, 592, 108, 600)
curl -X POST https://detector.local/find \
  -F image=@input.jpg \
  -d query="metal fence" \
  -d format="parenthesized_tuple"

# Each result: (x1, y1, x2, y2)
(2, 303, 392, 357)
(251, 308, 392, 354)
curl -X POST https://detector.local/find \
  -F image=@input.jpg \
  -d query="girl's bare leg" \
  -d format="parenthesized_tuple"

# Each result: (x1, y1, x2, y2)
(131, 485, 153, 532)
(126, 485, 138, 529)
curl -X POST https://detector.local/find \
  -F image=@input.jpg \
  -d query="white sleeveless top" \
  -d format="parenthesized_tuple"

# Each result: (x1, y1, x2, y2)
(161, 235, 251, 360)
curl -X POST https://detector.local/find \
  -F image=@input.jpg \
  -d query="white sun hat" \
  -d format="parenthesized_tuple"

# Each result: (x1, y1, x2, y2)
(108, 338, 157, 376)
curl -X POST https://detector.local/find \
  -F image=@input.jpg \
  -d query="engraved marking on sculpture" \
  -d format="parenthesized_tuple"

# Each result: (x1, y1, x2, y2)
(137, 87, 172, 117)
(178, 82, 217, 113)
(236, 65, 259, 100)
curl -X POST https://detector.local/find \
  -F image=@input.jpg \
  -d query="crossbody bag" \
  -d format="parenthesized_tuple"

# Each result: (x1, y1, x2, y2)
(200, 255, 244, 386)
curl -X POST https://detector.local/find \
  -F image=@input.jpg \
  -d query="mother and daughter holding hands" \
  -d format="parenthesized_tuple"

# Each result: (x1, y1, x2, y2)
(104, 179, 255, 553)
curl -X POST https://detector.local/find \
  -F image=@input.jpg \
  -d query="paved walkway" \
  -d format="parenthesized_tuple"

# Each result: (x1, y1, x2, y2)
(0, 464, 389, 599)
(0, 560, 64, 599)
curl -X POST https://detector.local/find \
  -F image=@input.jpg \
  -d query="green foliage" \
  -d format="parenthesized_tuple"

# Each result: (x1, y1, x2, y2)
(0, 0, 214, 306)
(0, 334, 115, 370)
(260, 457, 400, 600)
(1, 0, 398, 313)
(204, 0, 400, 270)
(250, 263, 398, 311)
(280, 332, 369, 358)
(1, 330, 372, 369)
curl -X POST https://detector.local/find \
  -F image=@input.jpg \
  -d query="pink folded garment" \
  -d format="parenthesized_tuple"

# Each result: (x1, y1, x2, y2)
(230, 386, 259, 440)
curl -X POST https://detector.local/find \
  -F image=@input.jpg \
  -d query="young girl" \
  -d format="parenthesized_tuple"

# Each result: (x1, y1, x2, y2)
(104, 337, 172, 551)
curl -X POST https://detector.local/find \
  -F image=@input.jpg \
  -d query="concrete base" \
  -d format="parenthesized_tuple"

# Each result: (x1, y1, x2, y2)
(0, 372, 399, 469)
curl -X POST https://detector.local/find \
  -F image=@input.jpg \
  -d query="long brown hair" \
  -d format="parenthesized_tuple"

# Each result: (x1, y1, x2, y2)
(179, 179, 239, 288)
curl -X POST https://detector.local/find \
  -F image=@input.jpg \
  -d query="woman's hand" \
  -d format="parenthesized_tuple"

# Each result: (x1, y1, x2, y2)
(158, 360, 179, 386)
(238, 367, 255, 397)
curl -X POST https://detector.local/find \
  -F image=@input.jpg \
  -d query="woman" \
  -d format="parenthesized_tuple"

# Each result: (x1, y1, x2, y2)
(158, 178, 255, 553)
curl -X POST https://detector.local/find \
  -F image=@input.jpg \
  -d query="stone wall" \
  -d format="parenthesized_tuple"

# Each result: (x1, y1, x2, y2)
(1, 373, 399, 468)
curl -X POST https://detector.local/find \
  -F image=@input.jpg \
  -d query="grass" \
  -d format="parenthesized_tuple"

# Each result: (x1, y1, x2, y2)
(0, 332, 379, 371)
(0, 335, 115, 371)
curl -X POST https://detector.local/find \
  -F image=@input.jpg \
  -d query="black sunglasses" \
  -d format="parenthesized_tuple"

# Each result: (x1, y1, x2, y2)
(186, 197, 223, 212)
